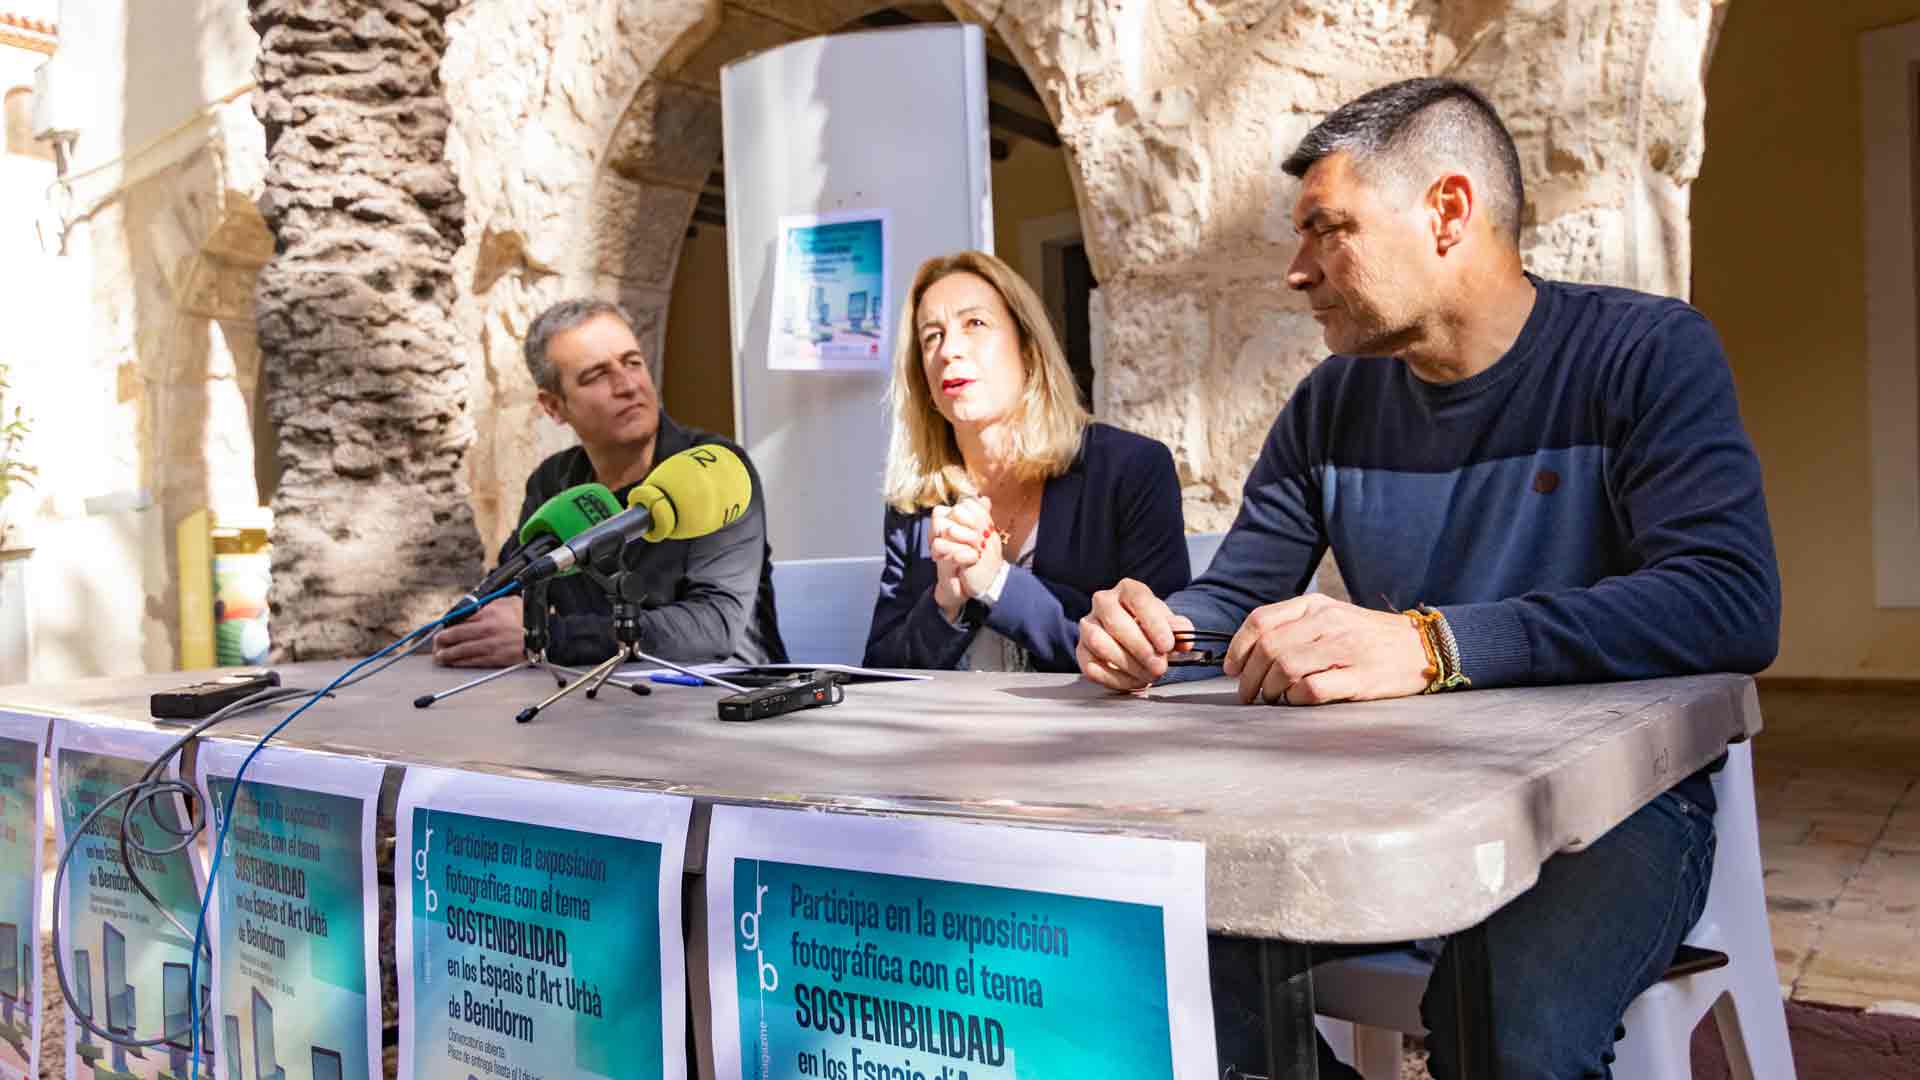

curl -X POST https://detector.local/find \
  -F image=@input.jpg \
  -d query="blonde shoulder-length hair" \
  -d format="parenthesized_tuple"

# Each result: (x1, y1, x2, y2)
(882, 251, 1090, 513)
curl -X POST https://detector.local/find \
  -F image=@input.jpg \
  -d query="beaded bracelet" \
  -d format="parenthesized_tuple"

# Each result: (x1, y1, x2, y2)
(1404, 607, 1472, 694)
(1406, 609, 1442, 686)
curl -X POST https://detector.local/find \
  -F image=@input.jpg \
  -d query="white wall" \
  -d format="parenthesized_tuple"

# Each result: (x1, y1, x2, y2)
(0, 2, 264, 684)
(49, 0, 255, 177)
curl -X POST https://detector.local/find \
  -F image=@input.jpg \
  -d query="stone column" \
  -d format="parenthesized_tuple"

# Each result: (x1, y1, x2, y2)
(251, 0, 485, 658)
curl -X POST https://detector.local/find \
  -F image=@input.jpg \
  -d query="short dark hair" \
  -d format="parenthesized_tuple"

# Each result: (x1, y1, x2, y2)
(523, 299, 640, 395)
(1283, 78, 1525, 242)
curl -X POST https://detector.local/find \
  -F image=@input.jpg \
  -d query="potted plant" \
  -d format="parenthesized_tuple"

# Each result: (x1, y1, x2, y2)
(0, 362, 35, 554)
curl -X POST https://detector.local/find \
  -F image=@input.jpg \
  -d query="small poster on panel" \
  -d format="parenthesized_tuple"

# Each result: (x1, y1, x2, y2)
(768, 210, 891, 372)
(395, 767, 692, 1080)
(52, 722, 212, 1080)
(197, 740, 386, 1080)
(705, 808, 1216, 1080)
(0, 712, 48, 1080)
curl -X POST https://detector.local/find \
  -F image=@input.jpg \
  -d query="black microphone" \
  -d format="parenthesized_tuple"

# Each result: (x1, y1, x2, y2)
(442, 482, 624, 624)
(443, 533, 560, 626)
(522, 577, 553, 659)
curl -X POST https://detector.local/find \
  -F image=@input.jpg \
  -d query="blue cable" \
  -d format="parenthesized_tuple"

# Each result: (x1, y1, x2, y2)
(186, 582, 519, 1079)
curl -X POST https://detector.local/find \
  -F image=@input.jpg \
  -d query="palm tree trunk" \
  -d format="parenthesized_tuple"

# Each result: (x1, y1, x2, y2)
(251, 0, 484, 659)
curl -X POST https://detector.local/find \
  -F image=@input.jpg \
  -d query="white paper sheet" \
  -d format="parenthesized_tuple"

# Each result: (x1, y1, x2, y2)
(705, 807, 1215, 1080)
(395, 768, 693, 1080)
(196, 740, 386, 1080)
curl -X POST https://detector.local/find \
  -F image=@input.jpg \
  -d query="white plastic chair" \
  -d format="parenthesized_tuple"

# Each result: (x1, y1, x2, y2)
(1187, 531, 1227, 578)
(769, 557, 884, 666)
(1313, 740, 1796, 1079)
(1185, 531, 1323, 595)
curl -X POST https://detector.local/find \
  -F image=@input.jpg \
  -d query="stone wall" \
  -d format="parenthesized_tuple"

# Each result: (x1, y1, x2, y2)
(443, 0, 719, 548)
(962, 0, 1725, 531)
(235, 0, 1723, 647)
(442, 0, 918, 549)
(431, 0, 1722, 550)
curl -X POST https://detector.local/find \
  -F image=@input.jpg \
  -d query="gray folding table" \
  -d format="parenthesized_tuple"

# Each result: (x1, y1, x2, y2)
(1, 662, 1762, 1078)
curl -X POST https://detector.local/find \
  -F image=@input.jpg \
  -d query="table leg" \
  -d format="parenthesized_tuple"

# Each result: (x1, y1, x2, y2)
(1260, 940, 1319, 1080)
(1208, 935, 1318, 1080)
(1448, 924, 1497, 1080)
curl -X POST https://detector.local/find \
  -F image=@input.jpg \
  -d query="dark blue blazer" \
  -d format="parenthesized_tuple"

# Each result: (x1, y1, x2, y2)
(863, 423, 1190, 672)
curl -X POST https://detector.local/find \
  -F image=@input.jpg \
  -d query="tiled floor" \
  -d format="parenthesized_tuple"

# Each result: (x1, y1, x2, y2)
(1751, 684, 1920, 1012)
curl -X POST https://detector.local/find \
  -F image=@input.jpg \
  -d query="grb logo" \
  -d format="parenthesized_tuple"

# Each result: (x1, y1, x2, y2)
(574, 492, 613, 523)
(738, 879, 778, 991)
(413, 821, 437, 913)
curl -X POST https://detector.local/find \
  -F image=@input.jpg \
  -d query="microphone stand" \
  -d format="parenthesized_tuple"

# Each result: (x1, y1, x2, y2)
(513, 557, 747, 724)
(412, 580, 650, 709)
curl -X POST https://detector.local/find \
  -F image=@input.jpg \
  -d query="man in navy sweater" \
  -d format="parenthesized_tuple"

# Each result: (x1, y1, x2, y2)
(1076, 79, 1780, 1078)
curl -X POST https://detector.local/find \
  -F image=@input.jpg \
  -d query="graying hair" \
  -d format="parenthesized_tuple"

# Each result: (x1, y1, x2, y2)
(523, 299, 640, 395)
(1283, 78, 1525, 243)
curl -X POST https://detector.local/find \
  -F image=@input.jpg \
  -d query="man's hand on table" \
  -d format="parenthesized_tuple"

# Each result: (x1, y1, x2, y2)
(1076, 578, 1194, 691)
(1223, 594, 1429, 705)
(1077, 583, 1431, 704)
(432, 596, 526, 668)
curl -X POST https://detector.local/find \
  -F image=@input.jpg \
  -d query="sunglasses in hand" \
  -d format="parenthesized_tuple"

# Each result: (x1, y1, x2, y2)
(1166, 628, 1235, 667)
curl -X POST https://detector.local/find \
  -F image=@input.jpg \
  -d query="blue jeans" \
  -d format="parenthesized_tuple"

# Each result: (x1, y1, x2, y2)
(1212, 789, 1716, 1079)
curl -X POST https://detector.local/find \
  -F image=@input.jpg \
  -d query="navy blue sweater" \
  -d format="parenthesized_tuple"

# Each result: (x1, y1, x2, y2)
(864, 423, 1190, 672)
(1170, 276, 1782, 695)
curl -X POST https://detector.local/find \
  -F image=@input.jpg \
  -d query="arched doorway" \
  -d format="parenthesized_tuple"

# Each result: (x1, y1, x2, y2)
(660, 4, 1091, 441)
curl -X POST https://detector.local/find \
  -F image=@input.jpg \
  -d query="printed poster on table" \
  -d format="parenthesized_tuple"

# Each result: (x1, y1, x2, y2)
(768, 210, 890, 371)
(53, 721, 212, 1080)
(705, 808, 1216, 1080)
(197, 740, 385, 1080)
(0, 712, 48, 1080)
(396, 768, 692, 1080)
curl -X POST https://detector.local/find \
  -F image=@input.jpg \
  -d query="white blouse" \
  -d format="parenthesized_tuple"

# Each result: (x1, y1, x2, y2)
(961, 526, 1040, 672)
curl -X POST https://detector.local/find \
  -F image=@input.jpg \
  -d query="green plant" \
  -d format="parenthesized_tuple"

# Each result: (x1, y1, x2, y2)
(0, 362, 34, 505)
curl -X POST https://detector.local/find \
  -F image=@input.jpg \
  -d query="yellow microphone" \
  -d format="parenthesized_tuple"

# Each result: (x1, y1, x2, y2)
(519, 444, 754, 582)
(625, 443, 753, 541)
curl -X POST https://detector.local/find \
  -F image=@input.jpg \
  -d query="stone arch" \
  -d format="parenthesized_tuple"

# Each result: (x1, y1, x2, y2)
(443, 0, 713, 545)
(442, 0, 1724, 545)
(241, 0, 1724, 657)
(446, 0, 1088, 546)
(945, 0, 1725, 530)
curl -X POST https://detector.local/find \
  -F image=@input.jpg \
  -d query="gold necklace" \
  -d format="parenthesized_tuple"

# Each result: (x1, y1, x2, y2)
(987, 482, 1040, 546)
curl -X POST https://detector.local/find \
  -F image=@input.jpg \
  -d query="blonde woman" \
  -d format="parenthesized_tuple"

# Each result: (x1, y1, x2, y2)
(863, 251, 1189, 672)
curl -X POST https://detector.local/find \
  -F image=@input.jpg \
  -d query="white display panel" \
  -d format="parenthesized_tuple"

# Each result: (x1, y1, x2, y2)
(724, 24, 993, 560)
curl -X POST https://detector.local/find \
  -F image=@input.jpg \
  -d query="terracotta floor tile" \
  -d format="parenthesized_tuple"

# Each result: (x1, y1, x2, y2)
(1756, 687, 1920, 1010)
(1761, 820, 1812, 848)
(1763, 850, 1864, 906)
(1804, 821, 1887, 848)
(1769, 909, 1824, 983)
(1787, 982, 1882, 1009)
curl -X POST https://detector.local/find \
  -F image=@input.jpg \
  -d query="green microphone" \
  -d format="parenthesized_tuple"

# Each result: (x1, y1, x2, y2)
(518, 482, 624, 553)
(445, 483, 623, 623)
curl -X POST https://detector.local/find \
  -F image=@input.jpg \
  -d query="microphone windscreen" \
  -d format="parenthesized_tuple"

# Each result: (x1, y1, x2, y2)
(519, 483, 622, 547)
(626, 444, 752, 541)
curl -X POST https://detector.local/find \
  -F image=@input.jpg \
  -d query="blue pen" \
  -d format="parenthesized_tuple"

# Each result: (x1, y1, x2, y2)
(649, 672, 706, 686)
